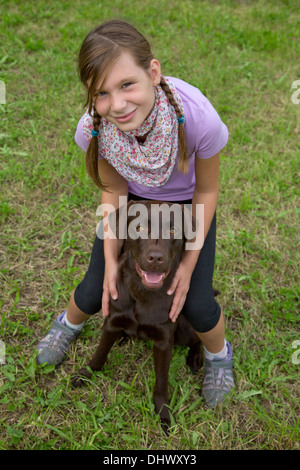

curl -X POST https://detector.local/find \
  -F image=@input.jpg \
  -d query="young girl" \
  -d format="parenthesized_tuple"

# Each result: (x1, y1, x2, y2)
(36, 19, 234, 407)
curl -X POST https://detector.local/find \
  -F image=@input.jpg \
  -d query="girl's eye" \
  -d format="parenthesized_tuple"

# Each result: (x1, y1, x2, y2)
(98, 91, 107, 97)
(122, 82, 132, 89)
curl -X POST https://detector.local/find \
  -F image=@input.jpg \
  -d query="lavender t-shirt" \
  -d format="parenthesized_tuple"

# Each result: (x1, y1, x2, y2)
(74, 77, 228, 201)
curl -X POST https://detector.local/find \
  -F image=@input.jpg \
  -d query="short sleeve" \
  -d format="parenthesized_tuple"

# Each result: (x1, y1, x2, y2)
(195, 100, 228, 159)
(74, 112, 92, 152)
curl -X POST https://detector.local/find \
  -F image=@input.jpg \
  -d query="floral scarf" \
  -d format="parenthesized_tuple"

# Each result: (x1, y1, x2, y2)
(82, 76, 184, 187)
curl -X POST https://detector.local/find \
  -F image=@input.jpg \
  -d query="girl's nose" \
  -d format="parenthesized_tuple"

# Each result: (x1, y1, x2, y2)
(110, 92, 127, 114)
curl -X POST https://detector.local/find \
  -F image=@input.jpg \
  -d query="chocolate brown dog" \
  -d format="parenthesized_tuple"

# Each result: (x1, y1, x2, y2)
(71, 200, 204, 432)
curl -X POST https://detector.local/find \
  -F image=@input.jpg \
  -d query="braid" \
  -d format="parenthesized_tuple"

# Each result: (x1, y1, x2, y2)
(92, 106, 102, 134)
(85, 107, 108, 190)
(160, 77, 188, 174)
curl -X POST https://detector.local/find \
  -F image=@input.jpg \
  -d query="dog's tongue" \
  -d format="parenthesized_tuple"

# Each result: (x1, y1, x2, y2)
(144, 271, 163, 284)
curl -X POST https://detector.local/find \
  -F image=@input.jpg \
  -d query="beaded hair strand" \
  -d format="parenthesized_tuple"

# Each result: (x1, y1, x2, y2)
(160, 76, 188, 174)
(85, 107, 105, 189)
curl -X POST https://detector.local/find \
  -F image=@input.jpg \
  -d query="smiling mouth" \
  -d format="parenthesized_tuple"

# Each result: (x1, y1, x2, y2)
(114, 109, 136, 123)
(135, 263, 170, 289)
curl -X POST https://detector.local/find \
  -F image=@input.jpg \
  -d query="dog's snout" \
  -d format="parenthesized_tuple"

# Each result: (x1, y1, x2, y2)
(146, 250, 165, 266)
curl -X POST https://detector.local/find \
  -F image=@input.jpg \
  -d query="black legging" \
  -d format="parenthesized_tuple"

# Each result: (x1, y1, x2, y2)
(74, 193, 221, 333)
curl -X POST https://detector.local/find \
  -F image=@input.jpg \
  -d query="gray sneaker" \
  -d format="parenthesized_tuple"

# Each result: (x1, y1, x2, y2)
(36, 311, 82, 367)
(201, 341, 234, 407)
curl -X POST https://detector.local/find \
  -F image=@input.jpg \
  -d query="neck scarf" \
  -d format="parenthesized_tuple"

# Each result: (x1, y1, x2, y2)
(82, 76, 184, 187)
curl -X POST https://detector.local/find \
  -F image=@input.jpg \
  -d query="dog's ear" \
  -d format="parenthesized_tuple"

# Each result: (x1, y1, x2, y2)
(182, 205, 196, 242)
(107, 200, 138, 254)
(107, 200, 136, 235)
(184, 209, 198, 234)
(182, 205, 203, 251)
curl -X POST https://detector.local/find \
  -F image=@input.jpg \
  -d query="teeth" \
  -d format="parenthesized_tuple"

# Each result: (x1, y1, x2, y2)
(144, 273, 164, 284)
(136, 263, 166, 285)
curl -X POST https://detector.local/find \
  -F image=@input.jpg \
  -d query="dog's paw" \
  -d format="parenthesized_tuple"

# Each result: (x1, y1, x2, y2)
(118, 333, 130, 346)
(186, 344, 203, 374)
(71, 367, 92, 388)
(155, 402, 171, 436)
(161, 419, 170, 436)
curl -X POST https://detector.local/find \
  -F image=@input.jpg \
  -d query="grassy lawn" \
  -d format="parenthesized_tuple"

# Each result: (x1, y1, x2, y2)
(0, 0, 299, 450)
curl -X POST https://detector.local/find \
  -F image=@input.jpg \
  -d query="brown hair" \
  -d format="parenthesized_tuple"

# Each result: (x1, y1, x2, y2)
(78, 19, 188, 190)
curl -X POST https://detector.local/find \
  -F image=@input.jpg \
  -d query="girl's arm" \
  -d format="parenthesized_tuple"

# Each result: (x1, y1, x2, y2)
(97, 159, 128, 317)
(168, 152, 220, 322)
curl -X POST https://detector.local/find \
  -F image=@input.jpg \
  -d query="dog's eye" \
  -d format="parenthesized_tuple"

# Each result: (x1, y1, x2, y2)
(136, 224, 144, 232)
(170, 226, 176, 235)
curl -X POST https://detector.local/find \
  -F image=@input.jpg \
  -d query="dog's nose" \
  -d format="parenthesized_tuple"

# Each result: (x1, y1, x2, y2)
(146, 250, 165, 266)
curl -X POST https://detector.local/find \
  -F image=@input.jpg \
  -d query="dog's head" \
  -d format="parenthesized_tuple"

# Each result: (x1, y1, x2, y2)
(109, 200, 197, 290)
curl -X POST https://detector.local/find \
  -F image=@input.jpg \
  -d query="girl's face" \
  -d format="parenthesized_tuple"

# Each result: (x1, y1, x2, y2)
(92, 52, 161, 132)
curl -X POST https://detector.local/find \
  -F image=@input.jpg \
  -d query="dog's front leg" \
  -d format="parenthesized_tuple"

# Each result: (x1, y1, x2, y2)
(71, 327, 122, 387)
(152, 339, 173, 434)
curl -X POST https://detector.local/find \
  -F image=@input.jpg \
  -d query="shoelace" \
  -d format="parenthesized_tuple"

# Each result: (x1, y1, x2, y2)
(203, 365, 233, 392)
(40, 329, 73, 353)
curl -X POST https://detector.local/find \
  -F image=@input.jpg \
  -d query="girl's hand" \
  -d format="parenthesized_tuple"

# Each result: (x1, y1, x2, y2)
(102, 260, 119, 317)
(167, 261, 193, 323)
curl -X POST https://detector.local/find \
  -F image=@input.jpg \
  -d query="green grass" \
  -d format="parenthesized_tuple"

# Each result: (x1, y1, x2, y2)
(0, 0, 299, 450)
